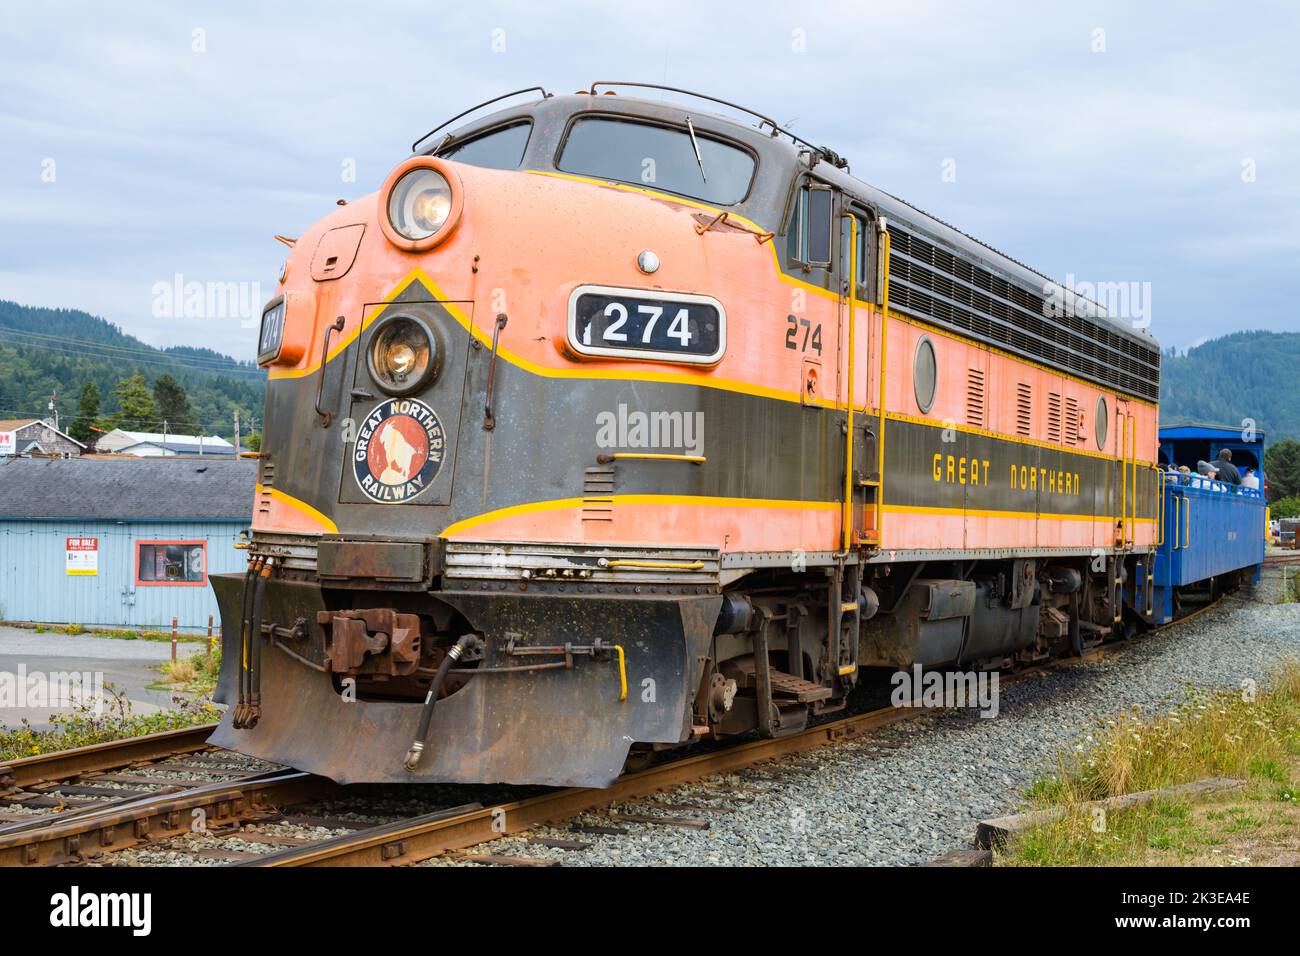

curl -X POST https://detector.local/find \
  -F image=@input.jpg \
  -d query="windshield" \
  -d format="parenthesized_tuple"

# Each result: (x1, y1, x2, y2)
(558, 116, 755, 205)
(437, 122, 532, 170)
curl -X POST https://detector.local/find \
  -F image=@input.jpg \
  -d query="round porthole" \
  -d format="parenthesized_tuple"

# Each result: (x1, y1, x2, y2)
(1095, 396, 1109, 449)
(913, 337, 937, 414)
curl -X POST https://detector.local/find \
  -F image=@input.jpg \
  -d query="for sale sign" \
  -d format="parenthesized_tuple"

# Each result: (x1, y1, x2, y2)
(66, 537, 99, 576)
(0, 431, 14, 455)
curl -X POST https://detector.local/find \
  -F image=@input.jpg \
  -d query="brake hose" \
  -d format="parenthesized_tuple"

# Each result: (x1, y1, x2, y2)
(403, 634, 480, 771)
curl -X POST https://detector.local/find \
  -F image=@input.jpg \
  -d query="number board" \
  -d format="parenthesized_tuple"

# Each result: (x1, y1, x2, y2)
(257, 296, 287, 364)
(567, 285, 725, 365)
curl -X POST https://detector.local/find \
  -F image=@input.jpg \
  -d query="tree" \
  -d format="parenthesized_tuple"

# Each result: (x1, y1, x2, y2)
(1264, 438, 1300, 502)
(68, 381, 102, 445)
(1271, 496, 1300, 520)
(245, 432, 261, 452)
(153, 374, 192, 432)
(110, 374, 158, 430)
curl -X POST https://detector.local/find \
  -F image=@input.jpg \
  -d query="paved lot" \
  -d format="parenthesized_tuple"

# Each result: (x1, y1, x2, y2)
(0, 625, 204, 730)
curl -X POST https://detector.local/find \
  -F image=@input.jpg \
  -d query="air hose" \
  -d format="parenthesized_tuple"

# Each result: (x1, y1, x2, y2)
(404, 634, 479, 771)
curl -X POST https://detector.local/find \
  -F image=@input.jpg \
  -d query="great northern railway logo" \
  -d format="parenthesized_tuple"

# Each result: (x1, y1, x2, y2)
(353, 398, 445, 503)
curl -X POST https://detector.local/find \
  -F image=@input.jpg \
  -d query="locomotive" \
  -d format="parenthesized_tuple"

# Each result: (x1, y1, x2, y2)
(211, 84, 1264, 787)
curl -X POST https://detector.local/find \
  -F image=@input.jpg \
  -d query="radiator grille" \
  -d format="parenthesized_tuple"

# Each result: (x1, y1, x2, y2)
(1065, 396, 1081, 445)
(1016, 382, 1032, 437)
(1047, 392, 1063, 444)
(966, 367, 986, 428)
(887, 226, 1160, 402)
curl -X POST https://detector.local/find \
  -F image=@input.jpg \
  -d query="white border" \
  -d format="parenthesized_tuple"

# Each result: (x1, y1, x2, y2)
(565, 284, 726, 366)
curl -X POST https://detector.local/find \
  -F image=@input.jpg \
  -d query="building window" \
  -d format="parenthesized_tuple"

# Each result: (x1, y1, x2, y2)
(136, 541, 206, 586)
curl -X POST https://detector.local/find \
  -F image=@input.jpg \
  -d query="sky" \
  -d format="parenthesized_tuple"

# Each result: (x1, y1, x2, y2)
(1, 0, 1296, 360)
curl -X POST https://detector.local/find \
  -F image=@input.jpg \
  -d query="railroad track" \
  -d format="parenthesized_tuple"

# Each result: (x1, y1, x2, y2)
(0, 596, 1230, 868)
(1263, 551, 1300, 567)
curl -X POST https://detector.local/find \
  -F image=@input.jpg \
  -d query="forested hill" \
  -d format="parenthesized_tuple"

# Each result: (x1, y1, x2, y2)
(1159, 331, 1300, 442)
(0, 299, 263, 437)
(1, 300, 1295, 446)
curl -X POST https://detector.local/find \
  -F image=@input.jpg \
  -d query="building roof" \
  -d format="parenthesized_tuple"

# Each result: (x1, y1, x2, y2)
(116, 439, 243, 456)
(0, 457, 256, 521)
(0, 417, 86, 449)
(100, 428, 233, 449)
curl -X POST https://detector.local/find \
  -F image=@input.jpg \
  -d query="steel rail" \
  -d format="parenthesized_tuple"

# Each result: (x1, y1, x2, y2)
(0, 723, 218, 791)
(0, 769, 338, 867)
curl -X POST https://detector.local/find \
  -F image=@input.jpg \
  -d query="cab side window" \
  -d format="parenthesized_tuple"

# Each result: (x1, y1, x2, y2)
(786, 183, 834, 268)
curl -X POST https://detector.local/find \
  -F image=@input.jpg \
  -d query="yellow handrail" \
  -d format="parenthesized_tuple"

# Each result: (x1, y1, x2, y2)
(1119, 412, 1128, 546)
(1173, 494, 1181, 550)
(1183, 497, 1190, 549)
(599, 452, 705, 464)
(1128, 413, 1137, 547)
(841, 213, 858, 552)
(875, 221, 891, 548)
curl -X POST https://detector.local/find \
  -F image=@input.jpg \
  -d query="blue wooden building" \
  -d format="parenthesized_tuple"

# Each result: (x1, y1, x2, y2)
(0, 457, 254, 631)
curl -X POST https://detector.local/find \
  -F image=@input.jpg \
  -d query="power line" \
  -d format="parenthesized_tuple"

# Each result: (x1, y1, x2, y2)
(0, 328, 264, 379)
(0, 322, 257, 369)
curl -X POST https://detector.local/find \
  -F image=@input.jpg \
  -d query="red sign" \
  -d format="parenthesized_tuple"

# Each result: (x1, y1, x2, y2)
(67, 537, 98, 550)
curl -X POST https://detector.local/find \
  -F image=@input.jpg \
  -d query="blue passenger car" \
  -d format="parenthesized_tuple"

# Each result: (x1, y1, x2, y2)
(1147, 424, 1267, 623)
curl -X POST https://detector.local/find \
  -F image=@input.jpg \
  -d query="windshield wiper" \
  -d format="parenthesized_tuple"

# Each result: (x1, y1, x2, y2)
(686, 116, 707, 184)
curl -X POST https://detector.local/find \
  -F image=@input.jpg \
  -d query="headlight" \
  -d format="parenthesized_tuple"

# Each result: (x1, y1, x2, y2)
(388, 168, 452, 240)
(379, 158, 463, 251)
(367, 315, 440, 395)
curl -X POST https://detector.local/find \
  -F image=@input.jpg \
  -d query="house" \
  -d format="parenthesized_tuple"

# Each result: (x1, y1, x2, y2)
(0, 457, 255, 631)
(95, 428, 237, 457)
(0, 418, 85, 457)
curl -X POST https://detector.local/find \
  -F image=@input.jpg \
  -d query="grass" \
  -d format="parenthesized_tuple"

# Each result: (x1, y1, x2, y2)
(8, 621, 213, 643)
(1000, 658, 1300, 866)
(0, 685, 220, 761)
(153, 646, 222, 694)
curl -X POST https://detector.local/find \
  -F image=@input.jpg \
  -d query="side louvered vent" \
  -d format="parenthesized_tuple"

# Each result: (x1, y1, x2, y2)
(1048, 392, 1063, 443)
(886, 225, 1161, 402)
(256, 459, 274, 520)
(1065, 397, 1081, 444)
(581, 465, 615, 522)
(1016, 383, 1032, 437)
(966, 368, 986, 428)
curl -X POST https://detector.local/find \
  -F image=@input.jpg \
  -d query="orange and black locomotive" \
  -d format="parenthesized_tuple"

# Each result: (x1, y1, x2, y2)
(212, 84, 1258, 787)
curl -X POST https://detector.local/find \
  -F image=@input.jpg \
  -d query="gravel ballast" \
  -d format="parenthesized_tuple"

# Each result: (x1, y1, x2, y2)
(425, 569, 1300, 867)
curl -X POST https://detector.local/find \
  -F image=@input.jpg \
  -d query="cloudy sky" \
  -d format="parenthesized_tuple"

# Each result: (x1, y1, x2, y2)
(1, 1, 1296, 359)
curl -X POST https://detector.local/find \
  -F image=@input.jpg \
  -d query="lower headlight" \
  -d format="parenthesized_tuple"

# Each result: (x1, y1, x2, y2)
(368, 315, 440, 395)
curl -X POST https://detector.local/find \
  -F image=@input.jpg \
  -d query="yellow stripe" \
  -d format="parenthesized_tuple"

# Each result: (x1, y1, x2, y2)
(256, 484, 339, 532)
(882, 503, 1155, 523)
(885, 410, 1155, 465)
(438, 492, 1152, 538)
(439, 493, 838, 537)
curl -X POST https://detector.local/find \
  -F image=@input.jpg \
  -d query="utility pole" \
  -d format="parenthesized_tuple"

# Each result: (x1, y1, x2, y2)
(233, 410, 240, 459)
(48, 391, 58, 431)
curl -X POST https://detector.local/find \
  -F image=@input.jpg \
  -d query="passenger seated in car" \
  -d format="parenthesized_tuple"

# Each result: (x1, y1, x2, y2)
(1242, 467, 1260, 491)
(1212, 448, 1241, 486)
